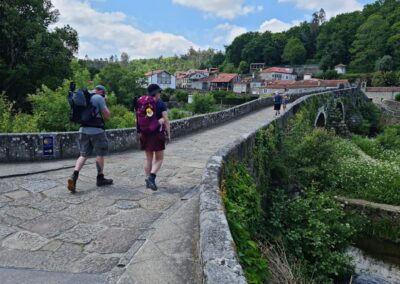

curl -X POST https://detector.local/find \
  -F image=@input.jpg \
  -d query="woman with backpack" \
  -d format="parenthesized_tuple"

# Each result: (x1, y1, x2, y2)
(135, 84, 171, 191)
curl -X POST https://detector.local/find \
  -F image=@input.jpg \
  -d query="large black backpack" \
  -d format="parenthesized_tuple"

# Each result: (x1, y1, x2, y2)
(68, 83, 104, 128)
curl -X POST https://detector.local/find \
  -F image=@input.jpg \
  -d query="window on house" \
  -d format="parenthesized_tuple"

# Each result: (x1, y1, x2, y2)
(157, 73, 171, 84)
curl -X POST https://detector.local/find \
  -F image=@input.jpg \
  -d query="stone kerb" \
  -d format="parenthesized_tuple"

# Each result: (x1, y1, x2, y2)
(199, 88, 359, 284)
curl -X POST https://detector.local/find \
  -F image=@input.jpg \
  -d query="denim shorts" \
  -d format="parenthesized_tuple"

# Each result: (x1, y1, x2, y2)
(79, 132, 109, 157)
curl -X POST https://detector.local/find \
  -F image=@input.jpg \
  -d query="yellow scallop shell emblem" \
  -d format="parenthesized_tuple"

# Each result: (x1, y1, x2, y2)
(146, 107, 154, 117)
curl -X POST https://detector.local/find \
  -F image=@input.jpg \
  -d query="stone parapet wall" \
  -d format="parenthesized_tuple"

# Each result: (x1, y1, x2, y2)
(199, 88, 362, 283)
(378, 99, 400, 125)
(0, 89, 325, 163)
(0, 98, 275, 163)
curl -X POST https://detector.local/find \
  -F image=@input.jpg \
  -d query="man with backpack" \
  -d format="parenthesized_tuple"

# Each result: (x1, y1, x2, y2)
(273, 91, 283, 116)
(67, 85, 113, 193)
(135, 84, 171, 191)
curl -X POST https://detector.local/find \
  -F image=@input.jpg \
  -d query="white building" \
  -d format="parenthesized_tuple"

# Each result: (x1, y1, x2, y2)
(233, 82, 249, 94)
(259, 79, 350, 95)
(191, 76, 214, 91)
(259, 67, 297, 81)
(335, 64, 347, 75)
(145, 70, 176, 89)
(187, 69, 209, 80)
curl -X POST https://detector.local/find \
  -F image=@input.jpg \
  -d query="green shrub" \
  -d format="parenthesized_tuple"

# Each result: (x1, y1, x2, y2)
(190, 93, 216, 114)
(395, 93, 400, 101)
(376, 125, 400, 151)
(0, 94, 13, 133)
(316, 69, 339, 80)
(353, 101, 381, 135)
(28, 84, 77, 132)
(349, 213, 400, 244)
(330, 156, 400, 205)
(338, 73, 368, 83)
(222, 163, 268, 284)
(371, 71, 399, 87)
(211, 90, 234, 102)
(221, 96, 256, 106)
(267, 189, 355, 283)
(173, 90, 189, 103)
(105, 104, 135, 129)
(12, 113, 39, 133)
(168, 108, 190, 120)
(286, 128, 340, 189)
(161, 88, 174, 102)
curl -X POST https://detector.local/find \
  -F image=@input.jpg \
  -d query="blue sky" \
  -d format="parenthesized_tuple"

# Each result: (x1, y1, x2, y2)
(52, 0, 375, 59)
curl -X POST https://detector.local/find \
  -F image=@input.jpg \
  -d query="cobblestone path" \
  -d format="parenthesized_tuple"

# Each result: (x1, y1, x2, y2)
(0, 104, 278, 284)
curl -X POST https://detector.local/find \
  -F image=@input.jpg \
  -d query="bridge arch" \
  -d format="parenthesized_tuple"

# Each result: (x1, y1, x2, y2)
(315, 111, 327, 128)
(336, 101, 345, 121)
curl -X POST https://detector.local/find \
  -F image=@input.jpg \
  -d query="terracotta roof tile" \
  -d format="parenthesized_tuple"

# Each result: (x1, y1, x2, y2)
(145, 70, 170, 76)
(197, 76, 215, 82)
(366, 87, 400, 92)
(262, 79, 350, 89)
(261, 67, 291, 74)
(211, 73, 238, 83)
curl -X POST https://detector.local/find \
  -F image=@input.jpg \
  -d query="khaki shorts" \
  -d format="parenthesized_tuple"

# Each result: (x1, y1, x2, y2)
(79, 132, 109, 157)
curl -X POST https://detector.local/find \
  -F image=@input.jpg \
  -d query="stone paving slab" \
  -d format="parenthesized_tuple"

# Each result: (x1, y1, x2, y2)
(0, 104, 278, 283)
(0, 267, 107, 284)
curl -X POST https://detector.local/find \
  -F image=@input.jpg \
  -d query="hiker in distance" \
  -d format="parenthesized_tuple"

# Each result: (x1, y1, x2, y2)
(67, 85, 113, 193)
(282, 89, 289, 112)
(273, 91, 283, 116)
(135, 84, 171, 191)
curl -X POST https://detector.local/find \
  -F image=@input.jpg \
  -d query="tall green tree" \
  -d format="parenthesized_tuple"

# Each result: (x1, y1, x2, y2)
(388, 22, 400, 69)
(0, 0, 78, 110)
(226, 32, 258, 67)
(262, 33, 287, 66)
(209, 51, 225, 67)
(317, 11, 364, 69)
(350, 14, 390, 72)
(375, 55, 394, 72)
(282, 38, 307, 65)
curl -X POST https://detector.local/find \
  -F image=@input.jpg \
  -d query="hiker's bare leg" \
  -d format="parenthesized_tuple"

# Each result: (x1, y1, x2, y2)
(151, 150, 164, 175)
(144, 151, 153, 176)
(74, 156, 88, 171)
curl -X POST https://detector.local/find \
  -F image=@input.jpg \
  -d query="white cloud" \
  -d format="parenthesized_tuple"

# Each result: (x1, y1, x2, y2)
(52, 0, 199, 59)
(278, 0, 363, 18)
(172, 0, 263, 19)
(259, 18, 299, 33)
(213, 23, 247, 45)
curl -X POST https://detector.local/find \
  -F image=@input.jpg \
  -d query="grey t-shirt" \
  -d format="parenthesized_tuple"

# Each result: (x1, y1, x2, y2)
(79, 94, 107, 135)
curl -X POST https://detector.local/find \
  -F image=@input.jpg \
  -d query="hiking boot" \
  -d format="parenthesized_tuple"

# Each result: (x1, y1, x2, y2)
(96, 174, 113, 187)
(67, 173, 78, 193)
(145, 177, 151, 189)
(146, 175, 158, 191)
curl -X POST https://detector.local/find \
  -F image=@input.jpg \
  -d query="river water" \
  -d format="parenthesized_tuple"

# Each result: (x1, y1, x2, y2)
(346, 238, 400, 284)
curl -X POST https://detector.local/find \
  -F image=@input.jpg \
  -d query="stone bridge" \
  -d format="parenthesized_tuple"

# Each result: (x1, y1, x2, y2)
(0, 88, 366, 284)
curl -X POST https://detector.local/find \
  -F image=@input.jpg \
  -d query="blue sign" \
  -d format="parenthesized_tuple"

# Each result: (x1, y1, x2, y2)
(43, 136, 54, 157)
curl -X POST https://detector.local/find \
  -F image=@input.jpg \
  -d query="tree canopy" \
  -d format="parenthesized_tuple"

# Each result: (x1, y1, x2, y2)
(283, 38, 307, 65)
(0, 0, 78, 110)
(221, 0, 400, 73)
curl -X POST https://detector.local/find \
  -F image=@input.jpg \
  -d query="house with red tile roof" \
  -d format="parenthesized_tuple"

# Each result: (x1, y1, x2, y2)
(259, 67, 297, 81)
(145, 70, 176, 89)
(174, 69, 210, 89)
(260, 79, 350, 94)
(191, 76, 215, 91)
(363, 86, 400, 103)
(175, 71, 189, 88)
(210, 73, 240, 91)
